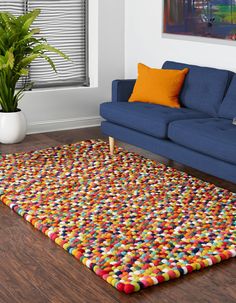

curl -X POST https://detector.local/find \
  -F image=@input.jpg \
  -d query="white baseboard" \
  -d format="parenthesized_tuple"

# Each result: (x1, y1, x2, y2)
(27, 116, 102, 134)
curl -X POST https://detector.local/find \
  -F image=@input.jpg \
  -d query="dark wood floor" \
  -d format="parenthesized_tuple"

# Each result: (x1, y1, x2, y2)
(0, 127, 235, 303)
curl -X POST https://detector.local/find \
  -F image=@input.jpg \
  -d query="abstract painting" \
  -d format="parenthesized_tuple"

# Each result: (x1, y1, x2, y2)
(164, 0, 236, 40)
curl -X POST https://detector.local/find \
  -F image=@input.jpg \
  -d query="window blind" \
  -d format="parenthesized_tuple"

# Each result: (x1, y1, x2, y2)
(0, 0, 24, 16)
(0, 0, 89, 88)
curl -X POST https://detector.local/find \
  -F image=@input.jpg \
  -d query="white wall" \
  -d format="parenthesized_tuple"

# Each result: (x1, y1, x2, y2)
(125, 0, 236, 78)
(23, 0, 125, 134)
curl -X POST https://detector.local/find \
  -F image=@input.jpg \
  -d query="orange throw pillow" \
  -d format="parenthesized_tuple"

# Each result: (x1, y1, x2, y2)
(128, 63, 189, 108)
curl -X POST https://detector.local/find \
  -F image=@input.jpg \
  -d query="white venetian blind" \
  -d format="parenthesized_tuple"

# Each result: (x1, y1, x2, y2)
(0, 0, 89, 88)
(0, 0, 24, 16)
(28, 0, 89, 88)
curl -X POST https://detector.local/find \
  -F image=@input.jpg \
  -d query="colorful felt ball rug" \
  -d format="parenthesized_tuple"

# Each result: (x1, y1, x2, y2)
(0, 140, 235, 294)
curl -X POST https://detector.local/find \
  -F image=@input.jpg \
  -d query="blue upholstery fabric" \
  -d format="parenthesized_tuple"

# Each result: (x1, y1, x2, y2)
(219, 74, 236, 119)
(112, 79, 136, 102)
(162, 61, 233, 116)
(100, 62, 236, 183)
(100, 102, 209, 139)
(168, 118, 236, 165)
(101, 121, 236, 184)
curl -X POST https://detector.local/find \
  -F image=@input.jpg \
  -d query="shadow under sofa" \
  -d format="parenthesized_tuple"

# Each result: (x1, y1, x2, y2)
(100, 61, 236, 184)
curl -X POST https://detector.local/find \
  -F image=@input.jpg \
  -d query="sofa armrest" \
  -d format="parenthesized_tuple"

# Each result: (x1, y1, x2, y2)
(112, 79, 136, 102)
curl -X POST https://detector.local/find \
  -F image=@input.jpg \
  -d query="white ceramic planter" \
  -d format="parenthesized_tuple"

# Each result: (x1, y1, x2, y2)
(0, 110, 27, 144)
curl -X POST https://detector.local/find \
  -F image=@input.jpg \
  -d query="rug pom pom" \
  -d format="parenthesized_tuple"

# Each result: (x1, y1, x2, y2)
(116, 282, 125, 292)
(124, 284, 135, 294)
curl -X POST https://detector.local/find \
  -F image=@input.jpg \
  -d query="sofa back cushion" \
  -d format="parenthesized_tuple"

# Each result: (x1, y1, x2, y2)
(162, 61, 233, 116)
(219, 74, 236, 119)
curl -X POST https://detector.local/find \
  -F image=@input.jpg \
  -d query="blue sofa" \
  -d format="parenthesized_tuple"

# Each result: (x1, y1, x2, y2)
(100, 61, 236, 184)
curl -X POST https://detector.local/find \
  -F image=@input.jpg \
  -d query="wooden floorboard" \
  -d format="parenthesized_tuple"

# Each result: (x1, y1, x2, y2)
(0, 127, 235, 303)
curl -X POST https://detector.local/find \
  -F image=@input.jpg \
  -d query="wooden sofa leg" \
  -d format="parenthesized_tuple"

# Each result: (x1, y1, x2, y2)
(109, 136, 115, 155)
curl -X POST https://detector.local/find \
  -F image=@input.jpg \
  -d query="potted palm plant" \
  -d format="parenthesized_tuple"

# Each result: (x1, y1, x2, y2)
(0, 9, 69, 144)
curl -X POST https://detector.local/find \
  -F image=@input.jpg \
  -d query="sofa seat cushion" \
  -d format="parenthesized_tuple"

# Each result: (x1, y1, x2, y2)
(100, 102, 209, 139)
(168, 118, 236, 165)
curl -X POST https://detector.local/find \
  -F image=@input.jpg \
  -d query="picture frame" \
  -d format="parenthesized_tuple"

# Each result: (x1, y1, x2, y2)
(163, 0, 236, 41)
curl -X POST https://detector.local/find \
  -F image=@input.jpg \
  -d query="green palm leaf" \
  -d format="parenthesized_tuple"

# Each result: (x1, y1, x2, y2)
(5, 48, 14, 68)
(21, 9, 41, 34)
(40, 55, 57, 73)
(33, 44, 70, 60)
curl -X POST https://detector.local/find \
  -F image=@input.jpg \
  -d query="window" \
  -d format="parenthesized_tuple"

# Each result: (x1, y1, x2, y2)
(0, 0, 89, 88)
